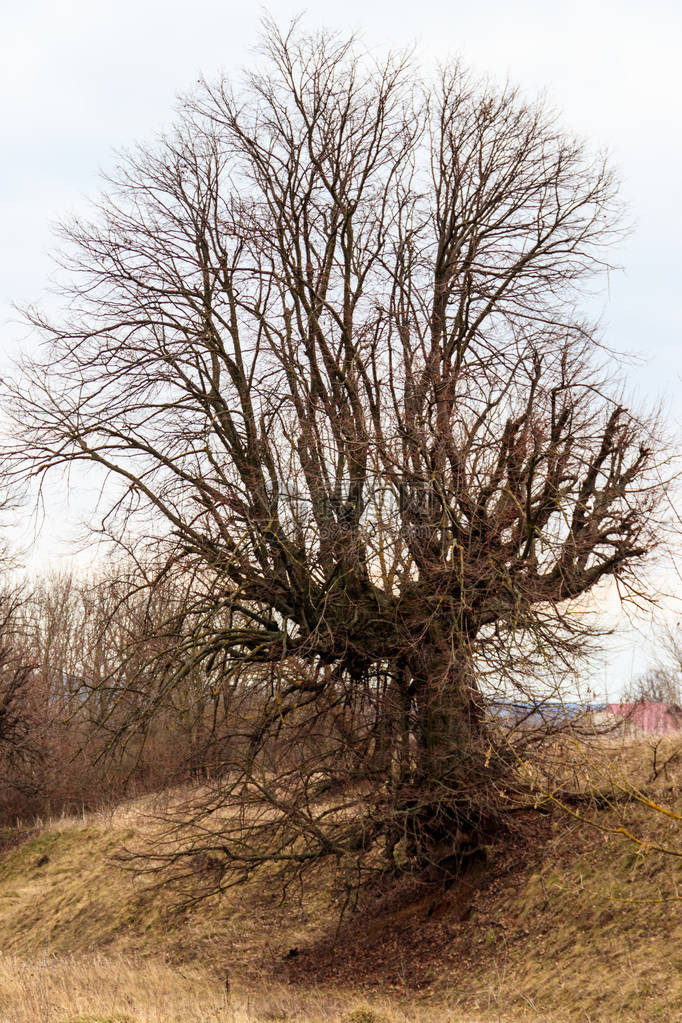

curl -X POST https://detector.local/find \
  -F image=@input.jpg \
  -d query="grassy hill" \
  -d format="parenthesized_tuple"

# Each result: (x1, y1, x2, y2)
(0, 743, 679, 1022)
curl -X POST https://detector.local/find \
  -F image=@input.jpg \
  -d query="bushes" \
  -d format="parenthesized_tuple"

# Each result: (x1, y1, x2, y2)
(0, 563, 236, 824)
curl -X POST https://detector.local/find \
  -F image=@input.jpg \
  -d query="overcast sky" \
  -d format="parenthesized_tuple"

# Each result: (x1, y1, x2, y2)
(1, 0, 681, 693)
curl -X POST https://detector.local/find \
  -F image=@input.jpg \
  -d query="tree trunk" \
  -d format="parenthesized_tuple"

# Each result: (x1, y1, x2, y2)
(406, 642, 497, 876)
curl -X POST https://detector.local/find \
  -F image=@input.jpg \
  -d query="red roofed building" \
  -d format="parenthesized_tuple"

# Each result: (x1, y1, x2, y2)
(606, 702, 682, 735)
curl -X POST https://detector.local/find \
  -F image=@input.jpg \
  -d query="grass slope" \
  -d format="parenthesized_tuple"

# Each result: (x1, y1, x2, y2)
(0, 744, 678, 1022)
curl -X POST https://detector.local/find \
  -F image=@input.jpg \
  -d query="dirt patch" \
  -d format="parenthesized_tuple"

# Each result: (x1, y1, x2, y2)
(282, 813, 552, 992)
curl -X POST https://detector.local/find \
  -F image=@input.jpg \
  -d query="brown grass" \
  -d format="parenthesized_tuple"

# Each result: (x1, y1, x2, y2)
(0, 740, 678, 1022)
(0, 953, 489, 1023)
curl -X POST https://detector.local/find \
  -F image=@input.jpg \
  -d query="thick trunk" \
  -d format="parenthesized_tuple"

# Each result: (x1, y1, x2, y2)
(405, 644, 498, 876)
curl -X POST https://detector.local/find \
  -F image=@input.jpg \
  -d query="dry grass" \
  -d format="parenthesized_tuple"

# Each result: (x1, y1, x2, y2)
(0, 954, 481, 1023)
(0, 953, 224, 1023)
(0, 740, 678, 1022)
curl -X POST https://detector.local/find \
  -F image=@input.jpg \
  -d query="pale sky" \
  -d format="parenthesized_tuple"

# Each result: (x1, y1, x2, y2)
(1, 0, 681, 694)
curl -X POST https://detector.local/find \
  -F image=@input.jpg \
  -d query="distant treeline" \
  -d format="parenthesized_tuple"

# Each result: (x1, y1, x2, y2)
(0, 563, 237, 823)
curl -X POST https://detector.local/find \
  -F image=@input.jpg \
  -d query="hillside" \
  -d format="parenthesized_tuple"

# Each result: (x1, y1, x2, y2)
(0, 745, 679, 1023)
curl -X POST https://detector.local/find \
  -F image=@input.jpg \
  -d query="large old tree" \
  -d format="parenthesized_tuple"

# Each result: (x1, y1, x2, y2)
(7, 24, 664, 885)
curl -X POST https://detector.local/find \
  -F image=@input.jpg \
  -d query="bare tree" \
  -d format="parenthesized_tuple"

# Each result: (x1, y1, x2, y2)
(625, 622, 682, 706)
(0, 546, 41, 818)
(0, 589, 36, 782)
(5, 22, 667, 886)
(13, 563, 236, 808)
